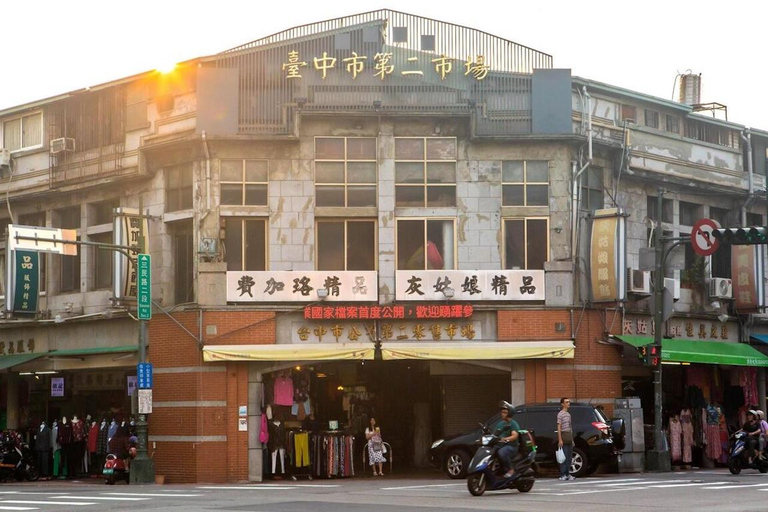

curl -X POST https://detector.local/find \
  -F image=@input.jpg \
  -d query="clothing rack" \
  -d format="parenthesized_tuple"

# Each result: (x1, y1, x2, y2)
(311, 431, 355, 478)
(287, 429, 313, 480)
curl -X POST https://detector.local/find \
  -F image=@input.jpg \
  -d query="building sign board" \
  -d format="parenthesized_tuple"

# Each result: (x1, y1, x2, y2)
(590, 209, 626, 302)
(12, 250, 39, 315)
(137, 254, 151, 320)
(290, 319, 485, 344)
(114, 208, 149, 301)
(622, 315, 737, 342)
(0, 338, 35, 356)
(227, 271, 377, 302)
(732, 245, 764, 310)
(303, 304, 473, 320)
(394, 270, 544, 302)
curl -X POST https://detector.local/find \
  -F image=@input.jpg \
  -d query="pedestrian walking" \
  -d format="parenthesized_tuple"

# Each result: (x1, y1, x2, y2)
(557, 397, 575, 480)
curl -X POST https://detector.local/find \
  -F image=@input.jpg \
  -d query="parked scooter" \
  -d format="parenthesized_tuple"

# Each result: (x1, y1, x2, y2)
(466, 426, 537, 496)
(103, 435, 137, 485)
(0, 433, 39, 482)
(728, 430, 768, 475)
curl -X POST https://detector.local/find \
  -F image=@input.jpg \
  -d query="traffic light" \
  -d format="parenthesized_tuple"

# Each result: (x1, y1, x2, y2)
(711, 226, 768, 245)
(638, 344, 661, 367)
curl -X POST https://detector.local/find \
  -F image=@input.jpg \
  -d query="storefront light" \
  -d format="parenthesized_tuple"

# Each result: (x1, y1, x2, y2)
(19, 372, 33, 376)
(36, 371, 59, 375)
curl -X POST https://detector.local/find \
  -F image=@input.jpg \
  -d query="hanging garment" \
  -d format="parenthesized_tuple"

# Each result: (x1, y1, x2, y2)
(705, 424, 722, 460)
(681, 410, 694, 464)
(295, 432, 310, 467)
(669, 419, 682, 462)
(274, 376, 294, 406)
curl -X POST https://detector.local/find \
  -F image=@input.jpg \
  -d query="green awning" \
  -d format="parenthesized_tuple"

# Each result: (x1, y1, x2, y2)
(617, 335, 768, 367)
(48, 345, 138, 357)
(0, 353, 44, 371)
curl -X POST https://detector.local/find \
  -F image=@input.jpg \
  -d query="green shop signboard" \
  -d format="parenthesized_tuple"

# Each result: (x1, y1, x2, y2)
(13, 250, 39, 315)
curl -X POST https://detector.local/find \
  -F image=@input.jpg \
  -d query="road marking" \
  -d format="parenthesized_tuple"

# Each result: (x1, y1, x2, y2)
(105, 493, 203, 497)
(704, 483, 768, 490)
(596, 479, 685, 487)
(0, 507, 37, 511)
(0, 501, 97, 506)
(197, 486, 297, 490)
(561, 478, 643, 486)
(51, 496, 151, 501)
(649, 481, 727, 488)
(380, 483, 465, 490)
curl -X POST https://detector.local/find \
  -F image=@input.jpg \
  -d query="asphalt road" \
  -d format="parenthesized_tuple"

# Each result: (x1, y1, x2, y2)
(2, 469, 768, 511)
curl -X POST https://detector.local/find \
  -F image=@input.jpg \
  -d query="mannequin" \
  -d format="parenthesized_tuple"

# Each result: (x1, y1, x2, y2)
(51, 420, 63, 478)
(72, 414, 85, 477)
(88, 419, 99, 475)
(34, 421, 52, 479)
(57, 416, 74, 479)
(268, 417, 287, 477)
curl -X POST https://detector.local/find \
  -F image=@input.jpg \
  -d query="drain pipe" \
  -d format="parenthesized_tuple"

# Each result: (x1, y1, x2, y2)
(571, 87, 592, 292)
(201, 130, 212, 216)
(740, 129, 754, 225)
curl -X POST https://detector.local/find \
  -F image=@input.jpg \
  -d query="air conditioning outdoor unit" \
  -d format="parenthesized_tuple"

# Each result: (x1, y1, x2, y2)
(50, 137, 75, 154)
(664, 277, 681, 302)
(709, 278, 733, 300)
(627, 268, 651, 295)
(0, 148, 10, 167)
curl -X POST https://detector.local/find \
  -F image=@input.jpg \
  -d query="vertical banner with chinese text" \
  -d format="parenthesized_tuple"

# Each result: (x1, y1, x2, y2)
(732, 245, 764, 310)
(590, 208, 626, 302)
(13, 250, 39, 315)
(114, 208, 148, 301)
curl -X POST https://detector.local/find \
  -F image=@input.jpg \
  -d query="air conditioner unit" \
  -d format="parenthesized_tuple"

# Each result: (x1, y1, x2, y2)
(627, 268, 651, 295)
(50, 137, 75, 154)
(709, 278, 733, 300)
(664, 277, 681, 302)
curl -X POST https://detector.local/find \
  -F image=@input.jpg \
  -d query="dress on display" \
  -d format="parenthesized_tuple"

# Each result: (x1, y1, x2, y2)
(681, 409, 694, 464)
(669, 418, 682, 461)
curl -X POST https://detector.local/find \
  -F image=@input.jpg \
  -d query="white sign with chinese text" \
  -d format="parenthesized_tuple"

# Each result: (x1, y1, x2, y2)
(138, 389, 153, 414)
(289, 319, 486, 344)
(51, 377, 64, 397)
(395, 270, 544, 301)
(227, 271, 377, 302)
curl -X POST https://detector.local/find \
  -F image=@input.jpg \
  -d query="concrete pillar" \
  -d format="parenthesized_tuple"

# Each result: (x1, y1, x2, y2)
(248, 367, 263, 482)
(6, 373, 19, 430)
(510, 361, 525, 406)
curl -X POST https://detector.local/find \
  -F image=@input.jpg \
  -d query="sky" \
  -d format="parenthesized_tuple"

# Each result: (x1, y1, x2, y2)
(2, 0, 767, 129)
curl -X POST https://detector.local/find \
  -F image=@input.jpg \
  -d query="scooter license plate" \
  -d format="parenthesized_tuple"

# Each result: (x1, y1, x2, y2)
(103, 468, 114, 475)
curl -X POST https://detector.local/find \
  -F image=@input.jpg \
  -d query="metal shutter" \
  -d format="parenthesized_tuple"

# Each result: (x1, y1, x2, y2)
(442, 375, 510, 437)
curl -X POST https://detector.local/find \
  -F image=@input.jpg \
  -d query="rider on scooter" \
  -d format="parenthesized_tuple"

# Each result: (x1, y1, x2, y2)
(495, 401, 521, 479)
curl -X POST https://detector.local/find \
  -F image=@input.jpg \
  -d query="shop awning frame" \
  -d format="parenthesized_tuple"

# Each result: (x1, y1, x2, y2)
(381, 341, 574, 361)
(203, 344, 376, 362)
(616, 335, 768, 367)
(751, 334, 768, 345)
(0, 353, 44, 371)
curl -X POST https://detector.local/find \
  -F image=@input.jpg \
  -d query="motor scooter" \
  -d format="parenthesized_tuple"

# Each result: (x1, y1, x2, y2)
(466, 427, 537, 496)
(0, 433, 39, 482)
(103, 436, 137, 485)
(728, 430, 768, 475)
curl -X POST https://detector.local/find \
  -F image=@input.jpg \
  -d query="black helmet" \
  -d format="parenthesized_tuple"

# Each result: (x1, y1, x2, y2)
(499, 401, 514, 414)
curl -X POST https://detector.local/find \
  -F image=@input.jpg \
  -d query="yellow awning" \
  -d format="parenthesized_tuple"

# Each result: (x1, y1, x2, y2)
(381, 341, 574, 360)
(203, 344, 375, 362)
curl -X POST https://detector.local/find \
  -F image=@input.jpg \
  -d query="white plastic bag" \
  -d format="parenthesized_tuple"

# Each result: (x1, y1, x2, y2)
(556, 447, 566, 464)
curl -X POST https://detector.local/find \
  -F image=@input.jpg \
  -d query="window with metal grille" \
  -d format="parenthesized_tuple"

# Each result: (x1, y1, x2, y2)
(317, 220, 376, 271)
(503, 218, 549, 270)
(502, 160, 549, 207)
(397, 219, 455, 270)
(3, 112, 43, 152)
(315, 137, 377, 207)
(665, 114, 679, 134)
(579, 167, 604, 212)
(224, 218, 267, 271)
(54, 207, 81, 293)
(647, 196, 673, 224)
(644, 109, 659, 129)
(165, 163, 193, 212)
(395, 138, 456, 207)
(172, 221, 194, 304)
(220, 160, 268, 206)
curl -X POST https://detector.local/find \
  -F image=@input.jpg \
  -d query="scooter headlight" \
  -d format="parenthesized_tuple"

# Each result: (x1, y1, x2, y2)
(481, 435, 494, 446)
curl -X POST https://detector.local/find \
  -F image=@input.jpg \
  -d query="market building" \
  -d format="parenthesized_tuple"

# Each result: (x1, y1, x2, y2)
(1, 10, 767, 482)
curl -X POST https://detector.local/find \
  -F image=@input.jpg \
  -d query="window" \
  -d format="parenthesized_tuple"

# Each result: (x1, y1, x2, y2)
(220, 160, 268, 206)
(665, 115, 679, 134)
(579, 167, 604, 212)
(747, 212, 763, 226)
(315, 137, 376, 207)
(502, 160, 549, 207)
(224, 218, 266, 271)
(397, 219, 454, 270)
(18, 212, 46, 293)
(395, 137, 456, 207)
(647, 229, 675, 277)
(647, 196, 673, 224)
(503, 218, 549, 270)
(710, 206, 729, 227)
(644, 109, 659, 129)
(90, 199, 119, 226)
(685, 121, 740, 149)
(165, 163, 193, 212)
(55, 207, 81, 293)
(3, 112, 43, 152)
(92, 232, 113, 289)
(679, 201, 702, 226)
(711, 241, 730, 279)
(172, 221, 194, 304)
(317, 220, 376, 271)
(621, 105, 636, 123)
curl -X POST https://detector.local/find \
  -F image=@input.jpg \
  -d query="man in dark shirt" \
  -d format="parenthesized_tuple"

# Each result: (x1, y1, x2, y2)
(744, 410, 761, 462)
(494, 402, 521, 479)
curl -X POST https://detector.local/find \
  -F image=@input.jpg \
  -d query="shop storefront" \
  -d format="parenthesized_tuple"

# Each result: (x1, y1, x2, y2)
(618, 315, 768, 468)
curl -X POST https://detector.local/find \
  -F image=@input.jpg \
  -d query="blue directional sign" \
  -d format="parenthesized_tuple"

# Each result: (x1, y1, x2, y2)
(137, 254, 151, 320)
(138, 363, 153, 389)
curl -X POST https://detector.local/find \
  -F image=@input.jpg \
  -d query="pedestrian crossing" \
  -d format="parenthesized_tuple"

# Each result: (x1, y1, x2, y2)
(0, 490, 201, 511)
(548, 476, 768, 496)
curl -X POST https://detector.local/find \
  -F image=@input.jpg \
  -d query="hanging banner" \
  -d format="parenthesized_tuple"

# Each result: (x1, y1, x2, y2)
(113, 208, 148, 301)
(12, 250, 40, 315)
(732, 245, 763, 310)
(589, 208, 626, 302)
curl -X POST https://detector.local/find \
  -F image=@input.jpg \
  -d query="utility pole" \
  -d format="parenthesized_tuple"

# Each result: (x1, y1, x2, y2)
(130, 196, 155, 484)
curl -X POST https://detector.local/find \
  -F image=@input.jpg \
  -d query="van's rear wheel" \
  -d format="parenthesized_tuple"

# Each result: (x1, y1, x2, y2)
(467, 473, 486, 496)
